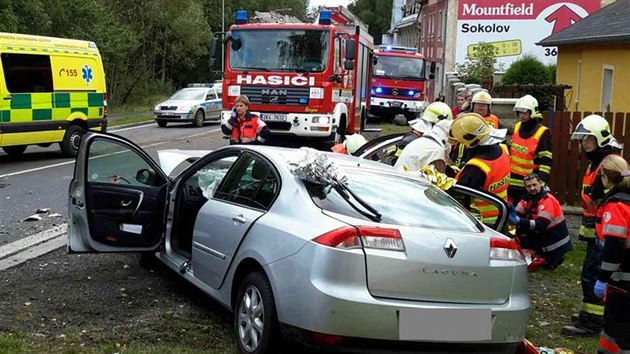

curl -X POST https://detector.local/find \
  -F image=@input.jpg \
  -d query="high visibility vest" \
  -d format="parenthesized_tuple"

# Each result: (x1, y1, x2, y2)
(230, 115, 263, 144)
(331, 143, 347, 154)
(509, 122, 548, 188)
(457, 145, 510, 224)
(483, 114, 499, 129)
(516, 192, 571, 259)
(596, 195, 630, 283)
(580, 159, 609, 240)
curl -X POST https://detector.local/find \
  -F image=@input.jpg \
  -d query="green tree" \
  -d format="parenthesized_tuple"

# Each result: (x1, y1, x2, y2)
(348, 0, 392, 45)
(457, 42, 500, 83)
(501, 54, 550, 85)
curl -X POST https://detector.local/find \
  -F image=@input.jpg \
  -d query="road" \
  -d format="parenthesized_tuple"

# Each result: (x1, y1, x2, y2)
(0, 122, 227, 247)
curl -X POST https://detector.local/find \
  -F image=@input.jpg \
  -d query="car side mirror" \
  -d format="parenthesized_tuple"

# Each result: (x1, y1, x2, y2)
(136, 168, 157, 186)
(345, 39, 356, 60)
(344, 60, 354, 71)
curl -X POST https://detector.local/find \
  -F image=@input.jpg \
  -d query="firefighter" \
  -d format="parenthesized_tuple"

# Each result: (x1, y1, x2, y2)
(396, 101, 453, 151)
(221, 95, 271, 145)
(331, 133, 368, 155)
(508, 95, 553, 205)
(394, 119, 454, 173)
(471, 91, 501, 128)
(563, 114, 623, 336)
(510, 173, 572, 270)
(594, 154, 630, 353)
(449, 113, 510, 225)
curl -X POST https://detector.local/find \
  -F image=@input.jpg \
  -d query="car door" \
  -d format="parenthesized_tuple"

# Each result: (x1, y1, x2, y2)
(447, 184, 509, 234)
(354, 133, 404, 165)
(68, 132, 170, 252)
(191, 152, 280, 289)
(204, 89, 221, 120)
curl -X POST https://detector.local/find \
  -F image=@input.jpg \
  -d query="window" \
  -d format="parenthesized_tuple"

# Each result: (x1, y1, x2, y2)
(215, 154, 279, 210)
(601, 66, 614, 112)
(206, 90, 217, 101)
(191, 155, 239, 199)
(170, 88, 206, 101)
(1, 53, 53, 93)
(215, 89, 222, 99)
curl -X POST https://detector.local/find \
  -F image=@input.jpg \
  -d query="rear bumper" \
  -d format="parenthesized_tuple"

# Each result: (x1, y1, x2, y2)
(154, 111, 192, 122)
(267, 242, 529, 344)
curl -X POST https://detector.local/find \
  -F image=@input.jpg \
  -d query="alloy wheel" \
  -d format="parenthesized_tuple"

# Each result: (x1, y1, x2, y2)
(237, 285, 264, 352)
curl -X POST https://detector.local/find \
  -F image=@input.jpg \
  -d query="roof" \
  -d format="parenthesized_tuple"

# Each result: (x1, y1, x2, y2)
(538, 0, 630, 46)
(0, 32, 99, 52)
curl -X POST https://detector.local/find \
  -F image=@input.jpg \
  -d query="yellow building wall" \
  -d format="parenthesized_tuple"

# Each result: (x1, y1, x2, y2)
(555, 44, 630, 112)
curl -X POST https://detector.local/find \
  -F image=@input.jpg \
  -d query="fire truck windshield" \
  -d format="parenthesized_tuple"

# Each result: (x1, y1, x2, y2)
(229, 29, 330, 73)
(373, 56, 425, 81)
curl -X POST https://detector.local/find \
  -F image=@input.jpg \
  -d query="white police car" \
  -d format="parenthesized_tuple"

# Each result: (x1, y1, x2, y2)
(154, 83, 222, 127)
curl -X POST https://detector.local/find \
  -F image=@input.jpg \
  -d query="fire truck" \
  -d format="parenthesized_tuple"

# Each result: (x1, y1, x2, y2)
(217, 7, 374, 142)
(369, 45, 428, 121)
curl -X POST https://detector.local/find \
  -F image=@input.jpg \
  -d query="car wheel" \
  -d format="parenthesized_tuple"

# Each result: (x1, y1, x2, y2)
(334, 115, 347, 143)
(60, 125, 86, 157)
(2, 145, 27, 155)
(157, 120, 168, 128)
(403, 111, 417, 121)
(193, 110, 205, 127)
(234, 271, 280, 354)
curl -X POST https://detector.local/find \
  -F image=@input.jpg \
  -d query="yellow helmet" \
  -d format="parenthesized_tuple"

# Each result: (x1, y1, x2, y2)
(420, 102, 453, 124)
(471, 91, 492, 105)
(344, 134, 368, 154)
(449, 113, 492, 148)
(570, 114, 613, 148)
(513, 95, 539, 115)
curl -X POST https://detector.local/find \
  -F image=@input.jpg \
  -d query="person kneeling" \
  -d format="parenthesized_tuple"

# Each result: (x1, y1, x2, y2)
(510, 173, 572, 270)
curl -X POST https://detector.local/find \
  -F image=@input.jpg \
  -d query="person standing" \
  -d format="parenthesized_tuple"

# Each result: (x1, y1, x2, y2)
(450, 113, 510, 225)
(593, 154, 630, 353)
(508, 95, 553, 205)
(471, 91, 501, 128)
(452, 91, 466, 117)
(221, 95, 270, 145)
(563, 114, 623, 336)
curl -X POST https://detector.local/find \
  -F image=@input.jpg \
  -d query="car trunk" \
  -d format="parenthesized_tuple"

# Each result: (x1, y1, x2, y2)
(365, 226, 514, 305)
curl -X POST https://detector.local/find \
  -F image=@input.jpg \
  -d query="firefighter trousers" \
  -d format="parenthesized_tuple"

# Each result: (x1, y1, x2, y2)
(577, 239, 605, 329)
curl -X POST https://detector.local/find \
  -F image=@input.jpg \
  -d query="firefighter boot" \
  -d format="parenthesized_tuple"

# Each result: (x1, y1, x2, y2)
(562, 312, 602, 336)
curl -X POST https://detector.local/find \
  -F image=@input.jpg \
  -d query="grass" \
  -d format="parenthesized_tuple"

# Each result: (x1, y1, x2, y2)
(109, 95, 169, 116)
(108, 113, 154, 127)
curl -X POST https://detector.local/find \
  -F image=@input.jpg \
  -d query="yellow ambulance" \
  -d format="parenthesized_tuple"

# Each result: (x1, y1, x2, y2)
(0, 32, 107, 156)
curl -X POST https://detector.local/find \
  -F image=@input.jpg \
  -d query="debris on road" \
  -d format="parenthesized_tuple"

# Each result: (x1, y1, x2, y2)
(22, 215, 42, 222)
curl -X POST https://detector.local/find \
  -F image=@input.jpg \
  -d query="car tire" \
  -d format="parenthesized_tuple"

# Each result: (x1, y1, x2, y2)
(157, 120, 167, 128)
(2, 145, 27, 155)
(60, 124, 86, 157)
(403, 111, 417, 121)
(193, 110, 205, 127)
(234, 271, 280, 354)
(334, 115, 347, 143)
(394, 114, 408, 126)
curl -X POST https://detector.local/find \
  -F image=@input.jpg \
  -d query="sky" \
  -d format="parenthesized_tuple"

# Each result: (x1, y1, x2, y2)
(308, 0, 353, 10)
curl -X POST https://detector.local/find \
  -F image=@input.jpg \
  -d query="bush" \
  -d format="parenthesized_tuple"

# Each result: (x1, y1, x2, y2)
(546, 64, 557, 84)
(502, 55, 551, 85)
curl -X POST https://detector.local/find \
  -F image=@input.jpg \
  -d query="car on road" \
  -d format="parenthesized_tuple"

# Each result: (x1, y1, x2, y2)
(153, 83, 222, 128)
(68, 131, 529, 354)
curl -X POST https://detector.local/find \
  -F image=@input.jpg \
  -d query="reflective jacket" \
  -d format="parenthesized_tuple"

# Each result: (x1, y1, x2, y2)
(483, 114, 500, 129)
(515, 192, 572, 259)
(580, 162, 606, 240)
(456, 144, 510, 224)
(331, 143, 347, 154)
(596, 191, 630, 287)
(221, 112, 270, 144)
(510, 121, 551, 188)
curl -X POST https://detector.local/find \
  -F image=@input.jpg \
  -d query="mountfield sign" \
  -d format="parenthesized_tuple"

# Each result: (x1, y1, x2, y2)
(456, 0, 601, 66)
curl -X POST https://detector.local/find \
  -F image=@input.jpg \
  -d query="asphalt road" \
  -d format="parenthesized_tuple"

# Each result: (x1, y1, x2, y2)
(0, 121, 228, 247)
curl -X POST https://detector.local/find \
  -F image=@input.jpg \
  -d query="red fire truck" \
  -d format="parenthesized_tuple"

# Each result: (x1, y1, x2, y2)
(369, 46, 428, 121)
(217, 7, 374, 142)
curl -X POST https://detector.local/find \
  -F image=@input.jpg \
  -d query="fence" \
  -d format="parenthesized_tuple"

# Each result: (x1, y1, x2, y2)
(540, 111, 630, 206)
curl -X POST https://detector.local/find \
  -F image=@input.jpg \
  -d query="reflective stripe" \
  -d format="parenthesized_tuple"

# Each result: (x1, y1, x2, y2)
(510, 178, 525, 187)
(601, 261, 621, 272)
(549, 215, 566, 227)
(511, 155, 535, 165)
(579, 225, 596, 239)
(537, 211, 553, 220)
(529, 219, 536, 231)
(467, 159, 491, 174)
(582, 302, 605, 316)
(537, 151, 553, 159)
(538, 165, 551, 174)
(603, 224, 628, 237)
(533, 126, 547, 139)
(612, 271, 630, 281)
(516, 204, 525, 214)
(542, 235, 571, 252)
(512, 164, 534, 174)
(598, 331, 620, 354)
(223, 121, 233, 130)
(257, 136, 266, 143)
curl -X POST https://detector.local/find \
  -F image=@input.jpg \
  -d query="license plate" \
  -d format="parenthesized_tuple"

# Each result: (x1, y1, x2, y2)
(261, 113, 287, 122)
(399, 308, 491, 341)
(161, 112, 176, 116)
(390, 101, 402, 108)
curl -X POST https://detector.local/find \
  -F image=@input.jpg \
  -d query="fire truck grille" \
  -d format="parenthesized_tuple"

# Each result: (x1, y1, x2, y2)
(241, 86, 310, 106)
(265, 121, 292, 131)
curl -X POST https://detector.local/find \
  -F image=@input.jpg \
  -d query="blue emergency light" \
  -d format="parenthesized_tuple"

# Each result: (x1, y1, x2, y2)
(379, 45, 417, 54)
(375, 87, 383, 94)
(319, 10, 331, 25)
(235, 10, 248, 24)
(407, 90, 414, 96)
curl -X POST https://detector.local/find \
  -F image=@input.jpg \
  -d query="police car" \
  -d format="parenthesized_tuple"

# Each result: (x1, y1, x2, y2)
(154, 83, 222, 127)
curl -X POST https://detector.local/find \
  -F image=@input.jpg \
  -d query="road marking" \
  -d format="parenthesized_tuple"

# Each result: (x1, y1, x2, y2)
(0, 235, 66, 271)
(0, 128, 221, 179)
(0, 224, 67, 260)
(110, 122, 155, 132)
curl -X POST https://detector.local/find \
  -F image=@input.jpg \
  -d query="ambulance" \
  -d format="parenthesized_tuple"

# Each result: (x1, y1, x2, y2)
(0, 32, 107, 156)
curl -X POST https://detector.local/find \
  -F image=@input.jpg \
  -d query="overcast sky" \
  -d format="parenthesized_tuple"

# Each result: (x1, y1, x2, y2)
(308, 0, 353, 10)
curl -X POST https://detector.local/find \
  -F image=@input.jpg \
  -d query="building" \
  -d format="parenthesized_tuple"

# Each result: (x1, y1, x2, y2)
(383, 0, 422, 47)
(418, 0, 448, 101)
(538, 0, 630, 112)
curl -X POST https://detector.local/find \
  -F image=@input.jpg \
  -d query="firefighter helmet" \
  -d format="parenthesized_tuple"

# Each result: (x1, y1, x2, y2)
(420, 101, 453, 124)
(344, 134, 368, 154)
(448, 113, 492, 148)
(570, 114, 613, 148)
(471, 91, 492, 105)
(513, 95, 539, 115)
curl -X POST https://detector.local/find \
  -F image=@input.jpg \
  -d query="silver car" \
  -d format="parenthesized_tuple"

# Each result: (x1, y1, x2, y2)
(68, 132, 529, 353)
(153, 84, 222, 128)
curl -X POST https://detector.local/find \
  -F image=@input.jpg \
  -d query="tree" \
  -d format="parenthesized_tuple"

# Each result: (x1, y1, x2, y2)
(348, 0, 392, 45)
(501, 54, 550, 85)
(457, 42, 501, 84)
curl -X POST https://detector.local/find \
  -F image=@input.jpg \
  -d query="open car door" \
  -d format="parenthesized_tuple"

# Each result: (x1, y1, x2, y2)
(68, 132, 170, 253)
(447, 184, 509, 235)
(353, 133, 404, 165)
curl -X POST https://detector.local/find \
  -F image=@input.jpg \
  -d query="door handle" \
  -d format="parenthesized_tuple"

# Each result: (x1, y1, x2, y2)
(120, 200, 133, 207)
(232, 214, 247, 224)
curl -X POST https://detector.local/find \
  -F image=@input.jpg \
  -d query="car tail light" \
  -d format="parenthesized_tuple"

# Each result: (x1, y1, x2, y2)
(490, 237, 525, 263)
(103, 92, 109, 117)
(312, 226, 405, 251)
(311, 332, 343, 346)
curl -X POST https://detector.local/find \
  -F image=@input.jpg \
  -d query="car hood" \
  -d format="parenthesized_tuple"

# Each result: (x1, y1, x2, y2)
(158, 99, 201, 107)
(157, 149, 212, 175)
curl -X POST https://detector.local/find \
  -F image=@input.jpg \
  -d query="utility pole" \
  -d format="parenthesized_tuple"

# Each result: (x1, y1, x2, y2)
(221, 0, 225, 75)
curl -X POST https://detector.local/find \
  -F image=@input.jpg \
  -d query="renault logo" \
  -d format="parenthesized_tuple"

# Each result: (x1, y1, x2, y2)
(444, 238, 457, 258)
(392, 88, 399, 96)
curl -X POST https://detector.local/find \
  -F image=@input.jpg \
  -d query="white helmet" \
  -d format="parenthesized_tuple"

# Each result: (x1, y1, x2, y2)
(344, 134, 368, 154)
(513, 95, 539, 115)
(420, 102, 453, 124)
(570, 114, 622, 148)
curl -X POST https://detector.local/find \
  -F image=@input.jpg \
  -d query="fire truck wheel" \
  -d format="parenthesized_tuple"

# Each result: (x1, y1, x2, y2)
(394, 115, 408, 126)
(335, 116, 347, 143)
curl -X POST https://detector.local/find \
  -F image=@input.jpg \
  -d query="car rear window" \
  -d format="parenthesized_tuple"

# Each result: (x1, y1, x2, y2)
(305, 168, 481, 232)
(170, 88, 206, 101)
